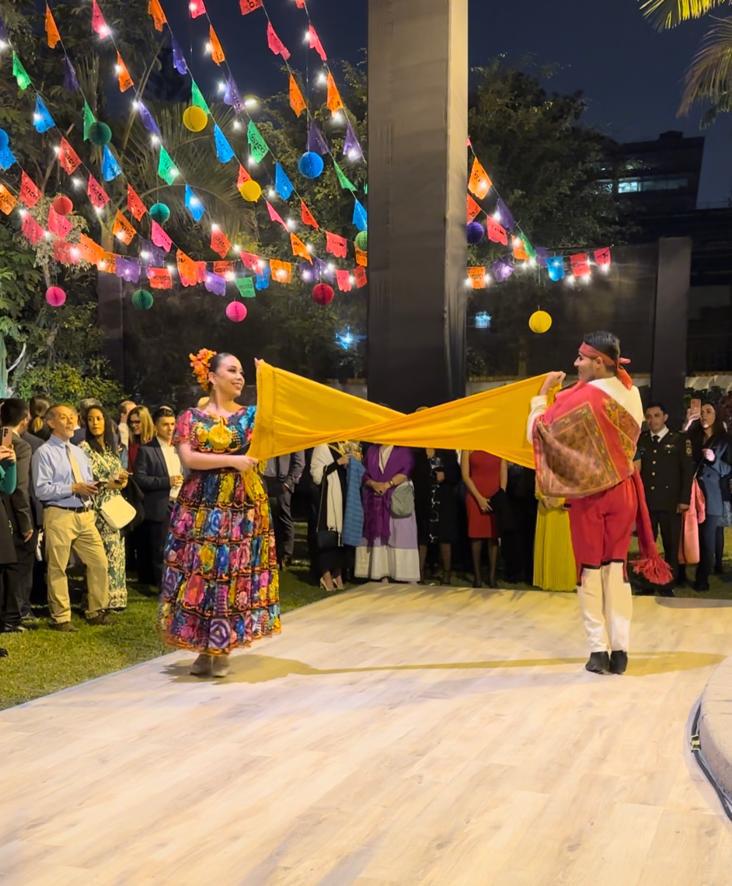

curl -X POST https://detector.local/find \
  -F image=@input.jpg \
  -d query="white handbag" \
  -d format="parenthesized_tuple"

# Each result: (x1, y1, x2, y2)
(100, 495, 137, 530)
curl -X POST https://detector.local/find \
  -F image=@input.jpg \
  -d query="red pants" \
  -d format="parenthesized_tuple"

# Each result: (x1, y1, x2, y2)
(567, 477, 637, 580)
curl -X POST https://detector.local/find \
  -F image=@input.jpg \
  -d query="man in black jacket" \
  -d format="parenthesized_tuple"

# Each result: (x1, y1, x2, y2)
(0, 399, 37, 630)
(134, 407, 182, 589)
(634, 403, 695, 590)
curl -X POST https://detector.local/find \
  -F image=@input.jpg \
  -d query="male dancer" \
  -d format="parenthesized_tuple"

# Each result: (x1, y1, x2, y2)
(527, 331, 671, 675)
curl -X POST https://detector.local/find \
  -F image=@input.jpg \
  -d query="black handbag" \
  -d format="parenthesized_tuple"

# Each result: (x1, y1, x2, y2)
(316, 479, 340, 550)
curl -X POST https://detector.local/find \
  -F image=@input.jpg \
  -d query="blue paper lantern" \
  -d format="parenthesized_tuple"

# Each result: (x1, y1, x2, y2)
(150, 202, 170, 224)
(467, 221, 484, 245)
(298, 151, 324, 180)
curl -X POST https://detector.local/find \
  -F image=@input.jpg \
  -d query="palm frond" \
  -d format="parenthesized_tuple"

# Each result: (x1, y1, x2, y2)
(640, 0, 730, 30)
(679, 15, 732, 113)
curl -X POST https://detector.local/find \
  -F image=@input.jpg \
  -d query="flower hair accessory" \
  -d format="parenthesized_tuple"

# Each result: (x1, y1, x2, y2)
(189, 348, 217, 390)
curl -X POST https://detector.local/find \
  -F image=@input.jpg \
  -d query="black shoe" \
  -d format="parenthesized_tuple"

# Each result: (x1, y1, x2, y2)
(693, 580, 710, 592)
(585, 652, 611, 674)
(50, 621, 79, 633)
(609, 650, 628, 675)
(657, 586, 675, 598)
(472, 578, 482, 588)
(2, 624, 26, 633)
(20, 615, 41, 629)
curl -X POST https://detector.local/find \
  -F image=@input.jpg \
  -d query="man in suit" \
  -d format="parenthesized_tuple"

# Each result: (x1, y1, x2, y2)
(0, 399, 37, 630)
(634, 402, 695, 593)
(263, 451, 305, 568)
(134, 406, 182, 589)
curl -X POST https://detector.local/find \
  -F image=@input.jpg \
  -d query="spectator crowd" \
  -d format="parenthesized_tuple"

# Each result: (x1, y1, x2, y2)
(0, 388, 730, 648)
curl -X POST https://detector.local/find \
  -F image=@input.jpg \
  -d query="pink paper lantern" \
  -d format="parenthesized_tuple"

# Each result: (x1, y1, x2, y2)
(225, 301, 247, 323)
(45, 285, 67, 307)
(52, 195, 73, 216)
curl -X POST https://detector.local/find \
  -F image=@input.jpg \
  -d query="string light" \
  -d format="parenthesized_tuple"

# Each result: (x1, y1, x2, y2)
(286, 218, 296, 230)
(70, 246, 80, 259)
(244, 97, 258, 110)
(166, 263, 175, 273)
(71, 176, 83, 189)
(98, 24, 111, 39)
(232, 120, 242, 131)
(150, 134, 160, 146)
(316, 71, 327, 86)
(267, 188, 276, 198)
(140, 250, 151, 260)
(302, 270, 312, 281)
(204, 41, 212, 55)
(232, 244, 241, 254)
(332, 111, 344, 125)
(217, 81, 226, 93)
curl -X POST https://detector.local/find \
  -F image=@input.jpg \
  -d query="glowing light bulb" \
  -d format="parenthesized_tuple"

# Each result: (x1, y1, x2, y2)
(0, 39, 8, 51)
(348, 274, 355, 285)
(114, 64, 122, 75)
(94, 206, 103, 215)
(169, 168, 179, 180)
(99, 259, 107, 269)
(98, 24, 111, 39)
(232, 244, 241, 253)
(464, 277, 471, 288)
(258, 260, 266, 270)
(327, 262, 335, 273)
(232, 120, 242, 131)
(150, 134, 160, 146)
(303, 30, 310, 43)
(33, 113, 42, 123)
(190, 197, 201, 207)
(248, 157, 257, 168)
(71, 247, 80, 259)
(244, 97, 258, 110)
(204, 41, 212, 55)
(211, 223, 219, 231)
(347, 148, 360, 161)
(44, 230, 52, 240)
(317, 71, 327, 86)
(52, 145, 60, 156)
(302, 270, 312, 281)
(267, 188, 276, 198)
(115, 232, 124, 241)
(217, 80, 226, 94)
(277, 270, 285, 280)
(132, 99, 140, 110)
(306, 243, 314, 253)
(600, 263, 610, 274)
(512, 237, 521, 248)
(167, 263, 175, 273)
(18, 208, 27, 218)
(140, 250, 151, 260)
(286, 218, 296, 230)
(332, 111, 344, 124)
(225, 271, 235, 282)
(71, 176, 82, 189)
(492, 209, 501, 221)
(529, 257, 537, 268)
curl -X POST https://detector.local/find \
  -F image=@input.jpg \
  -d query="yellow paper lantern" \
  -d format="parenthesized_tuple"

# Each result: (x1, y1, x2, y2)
(182, 105, 208, 133)
(529, 310, 552, 334)
(239, 180, 262, 203)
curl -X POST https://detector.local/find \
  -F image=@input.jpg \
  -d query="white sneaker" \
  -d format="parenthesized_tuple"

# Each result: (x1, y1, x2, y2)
(190, 654, 212, 676)
(211, 654, 230, 678)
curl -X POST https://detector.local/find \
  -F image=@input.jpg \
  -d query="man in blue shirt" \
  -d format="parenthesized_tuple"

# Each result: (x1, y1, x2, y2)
(32, 404, 110, 631)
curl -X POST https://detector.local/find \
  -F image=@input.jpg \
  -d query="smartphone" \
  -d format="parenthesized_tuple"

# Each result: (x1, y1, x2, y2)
(690, 398, 702, 413)
(0, 427, 12, 447)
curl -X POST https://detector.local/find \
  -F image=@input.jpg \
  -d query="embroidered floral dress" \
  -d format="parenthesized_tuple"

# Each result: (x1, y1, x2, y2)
(159, 407, 280, 654)
(80, 442, 128, 609)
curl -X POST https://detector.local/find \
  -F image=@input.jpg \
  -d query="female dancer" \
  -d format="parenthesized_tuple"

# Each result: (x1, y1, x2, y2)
(159, 350, 280, 677)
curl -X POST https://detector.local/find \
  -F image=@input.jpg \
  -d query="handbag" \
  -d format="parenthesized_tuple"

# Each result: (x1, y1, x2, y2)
(390, 481, 415, 518)
(100, 494, 137, 530)
(121, 476, 145, 531)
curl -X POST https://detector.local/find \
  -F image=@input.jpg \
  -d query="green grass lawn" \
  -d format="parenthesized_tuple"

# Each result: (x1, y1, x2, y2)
(0, 567, 332, 711)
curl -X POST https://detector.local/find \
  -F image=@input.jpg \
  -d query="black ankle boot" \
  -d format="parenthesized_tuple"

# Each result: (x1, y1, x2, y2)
(609, 650, 628, 675)
(585, 651, 611, 674)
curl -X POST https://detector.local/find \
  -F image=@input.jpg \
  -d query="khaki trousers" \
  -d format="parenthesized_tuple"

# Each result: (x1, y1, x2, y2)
(43, 507, 110, 623)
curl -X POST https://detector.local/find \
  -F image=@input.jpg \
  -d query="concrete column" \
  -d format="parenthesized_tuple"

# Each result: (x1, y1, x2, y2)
(367, 0, 468, 411)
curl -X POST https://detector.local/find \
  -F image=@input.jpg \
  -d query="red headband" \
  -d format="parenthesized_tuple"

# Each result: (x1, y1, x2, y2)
(579, 343, 633, 389)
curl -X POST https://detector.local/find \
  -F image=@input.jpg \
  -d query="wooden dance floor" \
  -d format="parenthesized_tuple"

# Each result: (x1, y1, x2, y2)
(2, 585, 732, 885)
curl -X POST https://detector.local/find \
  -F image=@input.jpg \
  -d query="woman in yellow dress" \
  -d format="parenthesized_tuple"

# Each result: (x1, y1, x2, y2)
(533, 495, 577, 591)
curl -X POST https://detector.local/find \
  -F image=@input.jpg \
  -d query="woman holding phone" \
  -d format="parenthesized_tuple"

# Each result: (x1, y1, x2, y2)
(80, 407, 129, 610)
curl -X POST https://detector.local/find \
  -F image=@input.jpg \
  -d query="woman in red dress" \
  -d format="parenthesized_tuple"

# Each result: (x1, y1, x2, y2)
(462, 450, 507, 587)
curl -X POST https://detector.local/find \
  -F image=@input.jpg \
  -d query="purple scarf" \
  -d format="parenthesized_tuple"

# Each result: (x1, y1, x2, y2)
(362, 445, 414, 544)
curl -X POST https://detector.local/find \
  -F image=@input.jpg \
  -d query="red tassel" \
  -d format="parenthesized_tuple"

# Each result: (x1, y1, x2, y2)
(631, 556, 673, 586)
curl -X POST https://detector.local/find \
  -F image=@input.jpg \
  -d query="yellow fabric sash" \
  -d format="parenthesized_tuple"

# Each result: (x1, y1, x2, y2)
(249, 361, 544, 469)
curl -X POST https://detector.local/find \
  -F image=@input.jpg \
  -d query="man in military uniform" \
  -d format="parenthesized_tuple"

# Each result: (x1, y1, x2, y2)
(634, 403, 695, 592)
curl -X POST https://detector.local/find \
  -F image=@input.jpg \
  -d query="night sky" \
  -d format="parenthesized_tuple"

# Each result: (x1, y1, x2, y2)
(179, 0, 731, 204)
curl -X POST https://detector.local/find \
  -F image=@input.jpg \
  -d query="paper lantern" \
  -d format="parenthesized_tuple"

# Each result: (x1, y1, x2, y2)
(239, 180, 262, 203)
(225, 301, 248, 322)
(131, 288, 154, 310)
(528, 310, 552, 334)
(45, 285, 67, 307)
(150, 202, 170, 223)
(312, 283, 335, 306)
(182, 105, 208, 132)
(89, 122, 112, 146)
(298, 151, 324, 180)
(354, 231, 368, 252)
(466, 221, 484, 245)
(52, 195, 73, 216)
